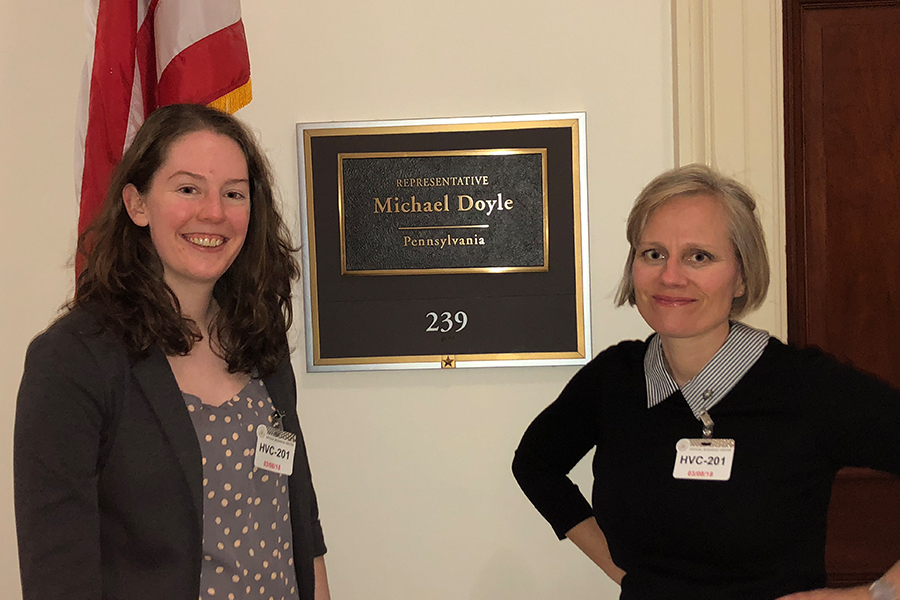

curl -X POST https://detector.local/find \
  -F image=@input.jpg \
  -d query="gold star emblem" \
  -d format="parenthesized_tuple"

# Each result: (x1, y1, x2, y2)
(441, 355, 456, 368)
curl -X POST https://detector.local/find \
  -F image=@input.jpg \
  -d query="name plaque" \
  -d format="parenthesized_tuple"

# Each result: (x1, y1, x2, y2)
(297, 113, 591, 371)
(339, 150, 548, 274)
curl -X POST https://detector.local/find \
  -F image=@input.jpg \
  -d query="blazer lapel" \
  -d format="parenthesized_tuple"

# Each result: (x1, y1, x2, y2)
(264, 356, 296, 417)
(131, 349, 203, 521)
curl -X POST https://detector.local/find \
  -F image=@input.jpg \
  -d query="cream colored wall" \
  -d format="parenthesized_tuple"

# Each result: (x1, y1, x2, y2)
(0, 1, 783, 599)
(0, 1, 84, 597)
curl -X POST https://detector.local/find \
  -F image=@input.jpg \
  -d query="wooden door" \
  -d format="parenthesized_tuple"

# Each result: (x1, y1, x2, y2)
(784, 0, 900, 587)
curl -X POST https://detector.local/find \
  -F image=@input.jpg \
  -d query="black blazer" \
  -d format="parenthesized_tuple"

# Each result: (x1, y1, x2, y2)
(14, 307, 325, 600)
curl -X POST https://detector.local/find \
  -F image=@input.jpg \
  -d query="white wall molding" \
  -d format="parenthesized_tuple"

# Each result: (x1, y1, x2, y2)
(672, 0, 787, 339)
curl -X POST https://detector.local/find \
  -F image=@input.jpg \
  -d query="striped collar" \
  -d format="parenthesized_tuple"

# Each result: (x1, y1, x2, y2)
(644, 321, 770, 417)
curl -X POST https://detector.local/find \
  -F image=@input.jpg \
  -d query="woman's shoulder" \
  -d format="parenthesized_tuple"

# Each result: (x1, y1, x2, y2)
(46, 304, 102, 332)
(757, 336, 899, 395)
(590, 337, 650, 366)
(26, 304, 128, 369)
(760, 336, 853, 372)
(31, 305, 104, 345)
(571, 337, 649, 385)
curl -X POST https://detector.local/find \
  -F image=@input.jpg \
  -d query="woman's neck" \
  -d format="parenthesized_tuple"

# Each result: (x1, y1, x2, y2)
(660, 322, 731, 387)
(168, 280, 216, 332)
(180, 297, 215, 333)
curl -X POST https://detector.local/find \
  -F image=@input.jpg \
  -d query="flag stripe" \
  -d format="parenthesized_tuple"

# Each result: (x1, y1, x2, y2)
(77, 0, 139, 235)
(74, 0, 100, 208)
(157, 21, 250, 107)
(134, 0, 158, 119)
(154, 0, 242, 77)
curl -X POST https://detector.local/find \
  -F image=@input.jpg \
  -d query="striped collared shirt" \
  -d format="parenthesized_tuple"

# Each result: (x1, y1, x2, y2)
(644, 321, 770, 417)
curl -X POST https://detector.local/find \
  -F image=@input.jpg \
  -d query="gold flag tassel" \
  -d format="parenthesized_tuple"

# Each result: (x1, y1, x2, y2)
(207, 78, 253, 114)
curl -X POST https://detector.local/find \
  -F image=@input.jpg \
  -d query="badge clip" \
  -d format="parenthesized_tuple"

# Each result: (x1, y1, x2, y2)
(699, 411, 714, 440)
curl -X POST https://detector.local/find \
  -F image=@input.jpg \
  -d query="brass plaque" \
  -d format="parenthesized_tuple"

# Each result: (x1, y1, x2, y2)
(338, 150, 548, 275)
(297, 113, 590, 371)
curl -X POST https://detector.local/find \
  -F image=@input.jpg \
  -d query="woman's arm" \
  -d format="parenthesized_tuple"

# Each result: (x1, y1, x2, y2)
(512, 359, 612, 538)
(778, 351, 900, 599)
(314, 555, 331, 600)
(565, 517, 626, 584)
(268, 357, 330, 600)
(14, 324, 106, 599)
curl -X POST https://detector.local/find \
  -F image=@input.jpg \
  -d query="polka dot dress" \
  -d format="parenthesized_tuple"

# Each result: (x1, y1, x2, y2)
(184, 378, 299, 600)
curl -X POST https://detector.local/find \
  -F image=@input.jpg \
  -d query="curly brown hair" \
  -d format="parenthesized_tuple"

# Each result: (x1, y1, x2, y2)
(74, 104, 299, 376)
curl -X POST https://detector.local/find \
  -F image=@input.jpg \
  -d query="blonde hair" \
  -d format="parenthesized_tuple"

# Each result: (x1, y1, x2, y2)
(614, 164, 769, 318)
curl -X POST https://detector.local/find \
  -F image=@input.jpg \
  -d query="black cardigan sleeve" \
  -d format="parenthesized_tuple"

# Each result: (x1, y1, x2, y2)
(14, 321, 109, 600)
(512, 357, 606, 539)
(807, 347, 900, 475)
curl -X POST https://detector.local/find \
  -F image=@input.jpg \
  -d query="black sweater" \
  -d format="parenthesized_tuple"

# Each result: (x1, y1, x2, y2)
(513, 337, 900, 600)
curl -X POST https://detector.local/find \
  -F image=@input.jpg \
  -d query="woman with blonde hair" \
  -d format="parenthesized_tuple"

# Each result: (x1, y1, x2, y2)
(514, 164, 900, 600)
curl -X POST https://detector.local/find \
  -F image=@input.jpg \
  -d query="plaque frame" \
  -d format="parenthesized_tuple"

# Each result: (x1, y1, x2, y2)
(297, 113, 591, 372)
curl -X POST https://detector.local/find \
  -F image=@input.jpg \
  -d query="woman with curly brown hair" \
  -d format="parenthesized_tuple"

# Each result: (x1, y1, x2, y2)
(15, 104, 329, 600)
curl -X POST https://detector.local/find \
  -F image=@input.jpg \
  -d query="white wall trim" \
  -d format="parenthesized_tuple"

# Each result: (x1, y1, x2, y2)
(672, 0, 787, 339)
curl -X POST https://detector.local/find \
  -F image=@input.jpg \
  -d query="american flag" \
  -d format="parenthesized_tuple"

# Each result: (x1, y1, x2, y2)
(75, 0, 252, 266)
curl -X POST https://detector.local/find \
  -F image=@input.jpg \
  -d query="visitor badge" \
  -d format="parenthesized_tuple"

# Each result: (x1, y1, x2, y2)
(672, 438, 735, 481)
(254, 425, 296, 475)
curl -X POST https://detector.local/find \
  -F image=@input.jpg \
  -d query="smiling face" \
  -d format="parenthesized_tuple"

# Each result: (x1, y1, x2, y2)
(123, 130, 251, 300)
(632, 193, 745, 345)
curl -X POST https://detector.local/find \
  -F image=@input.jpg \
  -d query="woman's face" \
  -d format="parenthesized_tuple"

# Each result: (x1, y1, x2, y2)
(632, 193, 745, 345)
(123, 130, 251, 297)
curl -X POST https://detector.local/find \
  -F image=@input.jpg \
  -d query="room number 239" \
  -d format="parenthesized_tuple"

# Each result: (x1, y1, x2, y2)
(425, 311, 468, 333)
